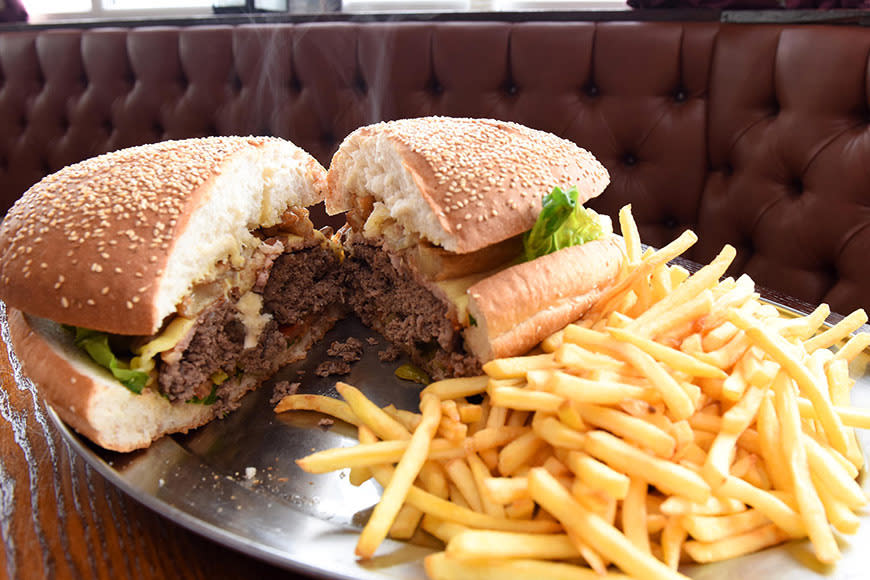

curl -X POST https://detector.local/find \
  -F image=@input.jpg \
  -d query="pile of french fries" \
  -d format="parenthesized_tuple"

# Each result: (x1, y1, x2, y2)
(277, 205, 870, 580)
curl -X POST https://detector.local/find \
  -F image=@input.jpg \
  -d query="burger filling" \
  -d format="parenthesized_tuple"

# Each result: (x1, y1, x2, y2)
(343, 187, 612, 379)
(69, 208, 345, 407)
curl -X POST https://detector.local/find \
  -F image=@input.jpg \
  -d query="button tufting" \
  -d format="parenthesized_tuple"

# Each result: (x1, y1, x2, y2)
(230, 73, 242, 93)
(674, 88, 687, 103)
(505, 83, 518, 96)
(791, 178, 804, 196)
(623, 153, 637, 167)
(663, 216, 678, 229)
(429, 78, 443, 96)
(585, 84, 599, 98)
(355, 74, 367, 95)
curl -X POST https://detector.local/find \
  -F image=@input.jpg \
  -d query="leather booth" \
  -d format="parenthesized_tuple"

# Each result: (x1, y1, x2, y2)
(1, 17, 869, 316)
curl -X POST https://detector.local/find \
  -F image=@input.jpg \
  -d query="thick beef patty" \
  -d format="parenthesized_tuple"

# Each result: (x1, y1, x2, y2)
(156, 245, 343, 403)
(343, 240, 481, 380)
(263, 245, 344, 325)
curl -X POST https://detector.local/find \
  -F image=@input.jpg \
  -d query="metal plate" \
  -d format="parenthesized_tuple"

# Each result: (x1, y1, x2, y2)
(7, 307, 870, 579)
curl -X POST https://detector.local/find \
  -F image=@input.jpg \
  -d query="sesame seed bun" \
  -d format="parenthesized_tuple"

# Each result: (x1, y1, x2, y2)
(326, 116, 610, 254)
(0, 136, 327, 336)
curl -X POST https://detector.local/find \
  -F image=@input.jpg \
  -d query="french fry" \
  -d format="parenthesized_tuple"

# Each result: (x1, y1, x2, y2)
(446, 530, 583, 561)
(619, 205, 642, 264)
(424, 551, 631, 580)
(483, 354, 561, 379)
(659, 495, 746, 517)
(544, 371, 661, 406)
(622, 478, 651, 554)
(296, 437, 465, 473)
(803, 309, 868, 353)
(579, 404, 676, 459)
(812, 472, 862, 536)
(608, 327, 728, 380)
(660, 517, 687, 570)
(729, 310, 850, 457)
(772, 371, 840, 563)
(555, 342, 629, 373)
(716, 476, 805, 538)
(420, 515, 468, 543)
(355, 393, 442, 558)
(566, 451, 630, 500)
(498, 431, 547, 476)
(389, 503, 424, 540)
(681, 509, 770, 543)
(702, 385, 766, 488)
(443, 458, 484, 513)
(489, 385, 563, 413)
(470, 425, 529, 452)
(528, 468, 690, 580)
(832, 331, 870, 363)
(531, 414, 586, 450)
(776, 303, 831, 341)
(337, 381, 411, 441)
(683, 523, 789, 563)
(366, 462, 562, 534)
(627, 245, 736, 338)
(273, 393, 359, 426)
(583, 430, 711, 504)
(482, 476, 529, 505)
(614, 343, 695, 420)
(422, 376, 490, 399)
(584, 230, 699, 324)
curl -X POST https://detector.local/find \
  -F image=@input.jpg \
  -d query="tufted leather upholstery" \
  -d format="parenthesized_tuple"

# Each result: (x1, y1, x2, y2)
(0, 20, 868, 315)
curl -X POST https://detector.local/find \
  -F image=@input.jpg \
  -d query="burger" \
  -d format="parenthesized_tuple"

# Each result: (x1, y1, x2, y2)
(326, 117, 626, 380)
(0, 136, 345, 451)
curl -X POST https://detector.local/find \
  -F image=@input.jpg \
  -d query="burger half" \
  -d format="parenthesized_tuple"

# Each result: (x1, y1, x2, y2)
(326, 117, 626, 380)
(0, 137, 344, 451)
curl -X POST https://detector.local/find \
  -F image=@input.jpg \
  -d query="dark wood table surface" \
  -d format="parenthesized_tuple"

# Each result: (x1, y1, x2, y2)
(0, 321, 312, 580)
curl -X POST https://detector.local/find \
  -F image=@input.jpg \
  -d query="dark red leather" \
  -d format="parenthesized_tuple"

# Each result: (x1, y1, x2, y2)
(1, 20, 868, 315)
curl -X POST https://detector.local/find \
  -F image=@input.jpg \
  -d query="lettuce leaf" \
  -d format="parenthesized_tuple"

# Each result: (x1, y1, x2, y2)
(523, 186, 609, 261)
(72, 327, 149, 394)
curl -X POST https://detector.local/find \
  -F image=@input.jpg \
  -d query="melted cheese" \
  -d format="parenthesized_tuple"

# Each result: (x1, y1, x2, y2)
(236, 291, 272, 349)
(131, 316, 196, 373)
(433, 270, 493, 324)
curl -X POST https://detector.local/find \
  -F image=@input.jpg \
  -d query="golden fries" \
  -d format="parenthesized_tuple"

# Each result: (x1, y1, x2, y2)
(282, 204, 870, 577)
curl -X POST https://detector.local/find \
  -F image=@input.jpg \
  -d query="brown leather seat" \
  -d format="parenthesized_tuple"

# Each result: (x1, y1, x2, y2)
(1, 20, 867, 315)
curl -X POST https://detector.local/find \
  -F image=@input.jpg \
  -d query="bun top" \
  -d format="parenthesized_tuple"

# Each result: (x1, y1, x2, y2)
(0, 136, 326, 336)
(326, 116, 610, 254)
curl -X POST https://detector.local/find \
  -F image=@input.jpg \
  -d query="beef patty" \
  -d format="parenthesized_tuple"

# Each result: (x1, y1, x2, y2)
(156, 244, 343, 403)
(342, 240, 481, 380)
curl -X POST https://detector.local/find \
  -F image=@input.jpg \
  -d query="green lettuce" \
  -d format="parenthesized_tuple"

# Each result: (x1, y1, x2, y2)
(523, 186, 610, 261)
(71, 327, 149, 394)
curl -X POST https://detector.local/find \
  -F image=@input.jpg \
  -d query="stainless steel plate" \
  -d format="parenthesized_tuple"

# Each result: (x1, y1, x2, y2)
(10, 309, 870, 579)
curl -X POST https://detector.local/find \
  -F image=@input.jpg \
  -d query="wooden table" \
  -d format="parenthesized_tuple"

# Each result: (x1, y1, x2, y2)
(0, 313, 311, 580)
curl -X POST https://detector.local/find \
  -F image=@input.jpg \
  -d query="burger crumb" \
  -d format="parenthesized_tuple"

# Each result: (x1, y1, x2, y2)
(317, 417, 335, 430)
(327, 337, 364, 362)
(270, 381, 300, 405)
(315, 360, 352, 377)
(378, 345, 401, 362)
(365, 337, 379, 346)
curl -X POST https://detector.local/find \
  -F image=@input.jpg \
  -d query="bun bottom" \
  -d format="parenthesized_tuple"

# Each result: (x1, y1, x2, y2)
(464, 236, 626, 362)
(7, 308, 334, 452)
